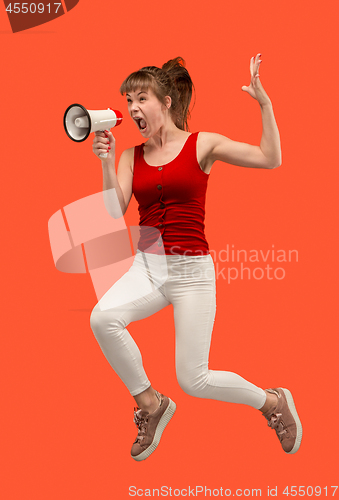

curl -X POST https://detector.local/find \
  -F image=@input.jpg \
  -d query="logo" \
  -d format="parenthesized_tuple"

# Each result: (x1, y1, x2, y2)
(3, 1, 79, 33)
(48, 189, 167, 311)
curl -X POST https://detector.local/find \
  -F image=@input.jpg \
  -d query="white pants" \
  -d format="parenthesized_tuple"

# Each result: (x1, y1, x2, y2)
(90, 250, 266, 410)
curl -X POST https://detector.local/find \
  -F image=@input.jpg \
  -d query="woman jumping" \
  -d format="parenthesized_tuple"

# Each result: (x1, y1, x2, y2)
(90, 55, 302, 461)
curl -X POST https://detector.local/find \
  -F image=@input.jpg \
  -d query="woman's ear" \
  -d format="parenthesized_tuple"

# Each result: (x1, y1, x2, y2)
(164, 96, 172, 110)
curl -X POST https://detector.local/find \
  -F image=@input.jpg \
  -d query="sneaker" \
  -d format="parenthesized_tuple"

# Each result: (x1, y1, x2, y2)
(262, 388, 302, 454)
(131, 390, 176, 461)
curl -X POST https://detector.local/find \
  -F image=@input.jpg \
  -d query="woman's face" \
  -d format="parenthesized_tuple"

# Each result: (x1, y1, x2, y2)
(126, 87, 169, 137)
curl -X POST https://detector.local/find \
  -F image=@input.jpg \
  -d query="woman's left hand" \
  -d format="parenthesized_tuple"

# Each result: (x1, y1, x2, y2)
(241, 53, 272, 106)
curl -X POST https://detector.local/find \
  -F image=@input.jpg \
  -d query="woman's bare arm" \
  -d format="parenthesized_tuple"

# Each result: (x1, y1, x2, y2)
(199, 54, 282, 171)
(93, 130, 134, 217)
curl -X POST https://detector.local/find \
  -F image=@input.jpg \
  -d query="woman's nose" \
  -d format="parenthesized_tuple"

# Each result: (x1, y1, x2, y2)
(130, 101, 139, 112)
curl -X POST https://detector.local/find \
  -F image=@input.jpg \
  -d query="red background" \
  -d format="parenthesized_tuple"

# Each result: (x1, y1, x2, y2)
(0, 0, 338, 498)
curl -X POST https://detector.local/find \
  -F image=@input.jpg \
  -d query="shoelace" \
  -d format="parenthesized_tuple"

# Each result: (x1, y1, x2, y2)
(132, 393, 163, 444)
(133, 408, 149, 444)
(266, 412, 287, 440)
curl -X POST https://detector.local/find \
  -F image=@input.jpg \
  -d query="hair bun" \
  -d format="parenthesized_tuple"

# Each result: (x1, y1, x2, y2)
(162, 57, 186, 71)
(162, 57, 189, 83)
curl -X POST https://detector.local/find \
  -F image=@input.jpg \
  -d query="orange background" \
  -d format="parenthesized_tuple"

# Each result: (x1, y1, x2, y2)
(0, 0, 338, 498)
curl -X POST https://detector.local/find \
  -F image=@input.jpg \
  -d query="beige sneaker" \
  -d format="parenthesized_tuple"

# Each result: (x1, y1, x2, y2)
(131, 391, 176, 461)
(263, 388, 302, 454)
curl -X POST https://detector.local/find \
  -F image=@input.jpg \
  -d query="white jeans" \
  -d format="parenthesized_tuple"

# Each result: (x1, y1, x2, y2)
(90, 250, 266, 409)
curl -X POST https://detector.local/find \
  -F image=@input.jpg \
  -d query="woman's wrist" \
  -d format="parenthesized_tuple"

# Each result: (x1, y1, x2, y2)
(101, 157, 115, 170)
(259, 98, 272, 109)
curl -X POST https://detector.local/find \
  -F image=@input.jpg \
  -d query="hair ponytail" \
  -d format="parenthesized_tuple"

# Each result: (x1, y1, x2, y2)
(120, 57, 195, 131)
(161, 57, 194, 131)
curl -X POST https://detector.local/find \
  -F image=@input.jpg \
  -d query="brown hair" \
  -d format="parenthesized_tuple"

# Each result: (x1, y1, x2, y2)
(120, 57, 195, 131)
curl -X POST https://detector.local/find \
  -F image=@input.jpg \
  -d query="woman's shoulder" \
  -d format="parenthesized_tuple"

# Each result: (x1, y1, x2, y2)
(196, 131, 217, 157)
(197, 131, 228, 143)
(197, 131, 231, 156)
(118, 147, 135, 174)
(120, 146, 135, 160)
(121, 143, 144, 158)
(196, 132, 230, 174)
(119, 143, 146, 175)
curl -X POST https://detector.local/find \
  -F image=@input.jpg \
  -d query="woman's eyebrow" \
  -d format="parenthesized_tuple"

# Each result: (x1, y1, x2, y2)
(126, 91, 148, 97)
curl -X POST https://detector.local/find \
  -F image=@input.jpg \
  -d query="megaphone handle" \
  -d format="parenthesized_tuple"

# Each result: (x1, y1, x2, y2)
(99, 129, 108, 158)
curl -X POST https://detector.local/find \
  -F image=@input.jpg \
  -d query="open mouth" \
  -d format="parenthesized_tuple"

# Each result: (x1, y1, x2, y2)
(134, 117, 147, 132)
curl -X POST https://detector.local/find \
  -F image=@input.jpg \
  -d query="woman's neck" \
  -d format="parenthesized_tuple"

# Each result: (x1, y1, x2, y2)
(148, 119, 187, 150)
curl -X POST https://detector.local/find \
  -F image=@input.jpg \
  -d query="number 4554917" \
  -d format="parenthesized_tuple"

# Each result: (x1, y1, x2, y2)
(6, 3, 62, 14)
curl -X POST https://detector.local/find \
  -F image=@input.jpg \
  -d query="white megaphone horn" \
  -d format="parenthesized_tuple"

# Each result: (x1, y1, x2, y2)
(63, 104, 123, 158)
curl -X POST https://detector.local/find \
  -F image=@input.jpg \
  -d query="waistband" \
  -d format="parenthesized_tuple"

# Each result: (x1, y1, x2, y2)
(136, 249, 212, 263)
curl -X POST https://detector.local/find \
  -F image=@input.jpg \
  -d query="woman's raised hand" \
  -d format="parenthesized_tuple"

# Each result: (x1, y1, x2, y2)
(241, 53, 271, 106)
(92, 130, 116, 160)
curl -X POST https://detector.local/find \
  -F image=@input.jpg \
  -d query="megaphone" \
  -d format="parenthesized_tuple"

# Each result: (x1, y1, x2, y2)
(63, 104, 123, 158)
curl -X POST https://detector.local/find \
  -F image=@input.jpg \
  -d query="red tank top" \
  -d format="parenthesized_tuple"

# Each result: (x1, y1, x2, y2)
(132, 132, 210, 255)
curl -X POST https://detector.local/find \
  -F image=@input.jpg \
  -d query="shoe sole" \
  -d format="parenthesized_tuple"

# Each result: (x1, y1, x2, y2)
(280, 388, 303, 454)
(131, 398, 176, 461)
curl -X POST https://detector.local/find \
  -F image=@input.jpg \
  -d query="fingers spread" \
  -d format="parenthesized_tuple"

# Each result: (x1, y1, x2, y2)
(256, 54, 262, 71)
(250, 56, 254, 76)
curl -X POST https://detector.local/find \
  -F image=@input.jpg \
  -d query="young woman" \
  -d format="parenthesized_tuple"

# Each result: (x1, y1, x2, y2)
(90, 55, 302, 461)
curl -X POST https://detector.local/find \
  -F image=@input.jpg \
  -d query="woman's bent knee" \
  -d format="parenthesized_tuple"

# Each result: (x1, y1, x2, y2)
(90, 305, 125, 340)
(176, 372, 209, 398)
(89, 305, 102, 336)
